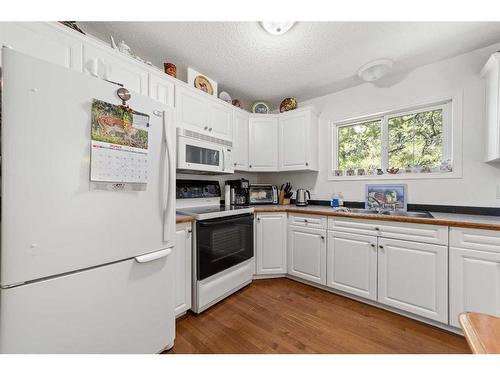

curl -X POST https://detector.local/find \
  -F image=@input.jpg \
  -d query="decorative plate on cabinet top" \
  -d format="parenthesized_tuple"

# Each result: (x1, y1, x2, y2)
(194, 75, 214, 95)
(232, 99, 242, 108)
(252, 101, 270, 114)
(280, 97, 297, 113)
(219, 91, 232, 103)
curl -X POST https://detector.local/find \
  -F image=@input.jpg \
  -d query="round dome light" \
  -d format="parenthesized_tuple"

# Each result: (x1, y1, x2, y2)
(358, 59, 393, 82)
(260, 21, 296, 35)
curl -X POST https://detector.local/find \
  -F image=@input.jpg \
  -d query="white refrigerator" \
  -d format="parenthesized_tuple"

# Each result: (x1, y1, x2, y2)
(0, 49, 177, 353)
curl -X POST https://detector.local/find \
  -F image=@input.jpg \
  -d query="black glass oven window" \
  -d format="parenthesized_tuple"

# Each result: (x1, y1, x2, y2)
(196, 214, 254, 280)
(186, 144, 219, 166)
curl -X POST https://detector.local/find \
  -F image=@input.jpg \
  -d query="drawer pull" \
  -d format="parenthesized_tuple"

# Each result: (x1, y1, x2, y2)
(379, 245, 384, 249)
(375, 227, 380, 231)
(304, 219, 308, 223)
(370, 244, 375, 247)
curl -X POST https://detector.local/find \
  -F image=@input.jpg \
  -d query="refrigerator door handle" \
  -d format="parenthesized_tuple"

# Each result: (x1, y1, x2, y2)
(162, 110, 174, 243)
(134, 248, 172, 263)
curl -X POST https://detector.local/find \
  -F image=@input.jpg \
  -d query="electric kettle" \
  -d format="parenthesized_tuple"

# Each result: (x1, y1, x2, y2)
(295, 189, 311, 206)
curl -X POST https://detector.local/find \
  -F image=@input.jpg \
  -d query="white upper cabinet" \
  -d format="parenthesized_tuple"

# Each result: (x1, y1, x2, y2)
(175, 85, 233, 141)
(149, 72, 175, 107)
(481, 52, 500, 162)
(175, 85, 209, 131)
(83, 43, 148, 95)
(0, 22, 82, 71)
(249, 115, 279, 171)
(377, 237, 448, 323)
(279, 107, 319, 171)
(232, 110, 250, 170)
(327, 231, 377, 301)
(449, 227, 500, 327)
(208, 100, 233, 140)
(255, 213, 287, 275)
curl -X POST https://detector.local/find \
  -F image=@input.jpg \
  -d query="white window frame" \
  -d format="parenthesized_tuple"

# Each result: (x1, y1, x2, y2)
(329, 94, 463, 181)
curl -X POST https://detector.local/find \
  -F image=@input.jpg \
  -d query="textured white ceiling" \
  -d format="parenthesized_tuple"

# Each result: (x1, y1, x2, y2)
(80, 22, 500, 108)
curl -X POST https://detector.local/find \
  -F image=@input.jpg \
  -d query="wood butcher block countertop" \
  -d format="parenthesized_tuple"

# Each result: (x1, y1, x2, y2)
(253, 205, 500, 231)
(176, 214, 193, 224)
(459, 312, 500, 354)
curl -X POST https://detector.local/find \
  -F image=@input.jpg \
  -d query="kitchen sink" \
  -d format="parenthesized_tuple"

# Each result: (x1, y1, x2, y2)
(344, 208, 433, 218)
(380, 211, 434, 218)
(347, 208, 380, 214)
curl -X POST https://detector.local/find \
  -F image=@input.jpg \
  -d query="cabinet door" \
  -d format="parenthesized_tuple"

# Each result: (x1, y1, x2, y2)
(175, 85, 209, 133)
(377, 238, 448, 323)
(249, 116, 279, 171)
(174, 223, 192, 316)
(232, 110, 250, 170)
(449, 247, 500, 327)
(327, 232, 377, 301)
(256, 213, 287, 275)
(287, 225, 326, 285)
(208, 101, 233, 140)
(279, 110, 309, 170)
(0, 22, 82, 71)
(83, 44, 148, 95)
(149, 72, 175, 107)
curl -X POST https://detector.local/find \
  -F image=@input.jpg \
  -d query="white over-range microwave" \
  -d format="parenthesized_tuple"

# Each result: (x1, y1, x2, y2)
(177, 128, 234, 174)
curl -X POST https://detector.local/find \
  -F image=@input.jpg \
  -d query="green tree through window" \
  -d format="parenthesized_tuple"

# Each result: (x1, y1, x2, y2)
(388, 109, 443, 168)
(338, 120, 381, 170)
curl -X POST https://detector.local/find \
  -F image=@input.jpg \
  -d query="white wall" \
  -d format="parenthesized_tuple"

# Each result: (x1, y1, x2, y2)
(258, 42, 500, 207)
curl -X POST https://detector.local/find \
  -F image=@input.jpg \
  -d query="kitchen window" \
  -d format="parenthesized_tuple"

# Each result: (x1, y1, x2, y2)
(331, 100, 456, 179)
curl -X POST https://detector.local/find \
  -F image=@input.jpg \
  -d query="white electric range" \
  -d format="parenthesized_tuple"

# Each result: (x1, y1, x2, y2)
(176, 180, 255, 313)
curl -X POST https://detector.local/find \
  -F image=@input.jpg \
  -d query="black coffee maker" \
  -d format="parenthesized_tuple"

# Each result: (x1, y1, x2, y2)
(226, 178, 250, 205)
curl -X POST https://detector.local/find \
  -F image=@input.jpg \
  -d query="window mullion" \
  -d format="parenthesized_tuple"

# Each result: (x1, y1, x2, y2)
(381, 116, 389, 169)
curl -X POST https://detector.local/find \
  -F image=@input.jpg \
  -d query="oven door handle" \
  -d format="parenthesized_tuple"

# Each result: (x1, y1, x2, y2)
(198, 214, 254, 227)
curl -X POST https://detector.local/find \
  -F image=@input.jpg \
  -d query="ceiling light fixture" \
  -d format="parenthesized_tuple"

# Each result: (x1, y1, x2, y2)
(357, 59, 393, 82)
(260, 21, 296, 35)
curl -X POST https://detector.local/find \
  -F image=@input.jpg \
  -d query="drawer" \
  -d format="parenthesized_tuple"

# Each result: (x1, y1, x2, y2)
(328, 217, 379, 236)
(288, 213, 327, 229)
(450, 227, 500, 253)
(378, 221, 448, 245)
(329, 217, 448, 245)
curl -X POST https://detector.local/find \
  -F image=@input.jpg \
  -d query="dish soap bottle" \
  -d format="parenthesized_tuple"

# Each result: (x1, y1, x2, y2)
(331, 193, 340, 208)
(331, 192, 344, 208)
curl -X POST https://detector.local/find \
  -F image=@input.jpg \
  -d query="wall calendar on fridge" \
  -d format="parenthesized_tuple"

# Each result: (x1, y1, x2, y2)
(90, 99, 150, 185)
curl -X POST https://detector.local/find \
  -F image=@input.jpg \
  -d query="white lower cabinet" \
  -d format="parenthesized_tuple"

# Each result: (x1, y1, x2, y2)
(377, 238, 448, 323)
(449, 227, 500, 327)
(255, 213, 287, 275)
(449, 247, 500, 327)
(327, 232, 378, 301)
(287, 225, 326, 285)
(174, 222, 192, 316)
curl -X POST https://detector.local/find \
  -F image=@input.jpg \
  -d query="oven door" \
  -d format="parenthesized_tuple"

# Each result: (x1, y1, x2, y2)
(196, 214, 254, 280)
(177, 136, 223, 173)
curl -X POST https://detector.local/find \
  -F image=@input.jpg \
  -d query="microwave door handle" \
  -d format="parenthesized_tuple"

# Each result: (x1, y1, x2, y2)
(162, 110, 174, 243)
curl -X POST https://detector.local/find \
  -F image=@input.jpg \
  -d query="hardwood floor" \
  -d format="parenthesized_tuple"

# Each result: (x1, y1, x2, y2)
(167, 278, 469, 354)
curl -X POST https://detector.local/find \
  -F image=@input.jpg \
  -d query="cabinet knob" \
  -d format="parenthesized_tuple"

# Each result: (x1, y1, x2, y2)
(204, 126, 208, 130)
(234, 162, 237, 166)
(374, 227, 380, 231)
(304, 219, 308, 223)
(370, 244, 375, 248)
(305, 162, 309, 166)
(379, 245, 384, 249)
(249, 165, 252, 168)
(209, 127, 213, 132)
(257, 217, 260, 222)
(321, 235, 325, 240)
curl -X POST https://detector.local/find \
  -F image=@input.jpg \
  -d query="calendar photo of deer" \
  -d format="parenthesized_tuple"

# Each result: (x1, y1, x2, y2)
(91, 99, 148, 150)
